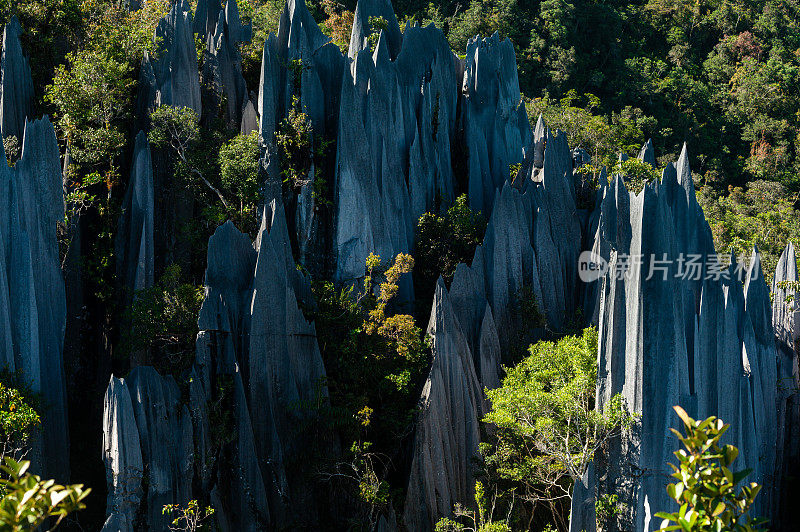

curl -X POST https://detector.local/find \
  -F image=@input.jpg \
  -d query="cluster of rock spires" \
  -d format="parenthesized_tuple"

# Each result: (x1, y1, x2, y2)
(0, 0, 796, 530)
(568, 146, 796, 531)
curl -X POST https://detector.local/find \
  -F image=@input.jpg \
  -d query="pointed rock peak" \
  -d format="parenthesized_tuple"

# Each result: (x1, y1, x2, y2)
(349, 0, 402, 61)
(205, 220, 256, 289)
(534, 114, 546, 140)
(372, 29, 390, 66)
(744, 246, 768, 297)
(637, 139, 656, 167)
(660, 161, 677, 187)
(676, 142, 695, 197)
(5, 16, 22, 38)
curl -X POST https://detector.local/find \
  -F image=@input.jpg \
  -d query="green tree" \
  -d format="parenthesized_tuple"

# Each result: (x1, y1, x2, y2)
(0, 458, 89, 531)
(481, 328, 635, 530)
(698, 180, 800, 281)
(655, 406, 767, 532)
(218, 131, 262, 215)
(435, 480, 512, 532)
(311, 253, 427, 526)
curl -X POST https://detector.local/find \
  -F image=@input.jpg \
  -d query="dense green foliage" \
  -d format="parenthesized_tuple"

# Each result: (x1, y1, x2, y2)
(655, 406, 767, 532)
(122, 265, 204, 376)
(310, 253, 427, 523)
(699, 180, 800, 280)
(478, 328, 634, 530)
(218, 131, 262, 214)
(0, 458, 89, 531)
(0, 375, 40, 464)
(415, 194, 487, 302)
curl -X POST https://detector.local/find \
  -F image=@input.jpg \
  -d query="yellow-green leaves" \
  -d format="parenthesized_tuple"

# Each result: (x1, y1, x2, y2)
(655, 407, 768, 532)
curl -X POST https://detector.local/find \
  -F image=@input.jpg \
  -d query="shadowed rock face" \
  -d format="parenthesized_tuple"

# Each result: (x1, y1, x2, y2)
(76, 0, 799, 529)
(569, 146, 786, 531)
(348, 0, 403, 60)
(115, 131, 154, 309)
(141, 0, 202, 117)
(334, 21, 460, 295)
(102, 203, 331, 530)
(0, 119, 69, 482)
(203, 9, 248, 128)
(404, 280, 485, 531)
(462, 32, 531, 217)
(0, 17, 34, 142)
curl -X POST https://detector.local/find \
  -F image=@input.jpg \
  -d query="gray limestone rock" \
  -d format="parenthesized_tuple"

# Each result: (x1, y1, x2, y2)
(203, 9, 248, 127)
(462, 32, 531, 216)
(102, 377, 143, 532)
(193, 0, 223, 39)
(152, 0, 202, 116)
(574, 144, 786, 529)
(0, 17, 34, 141)
(240, 99, 258, 135)
(349, 0, 403, 60)
(13, 118, 69, 481)
(115, 131, 154, 305)
(404, 280, 485, 530)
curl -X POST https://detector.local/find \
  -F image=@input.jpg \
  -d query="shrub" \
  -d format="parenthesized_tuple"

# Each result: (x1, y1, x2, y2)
(218, 131, 261, 214)
(415, 194, 486, 300)
(311, 253, 427, 522)
(162, 500, 215, 532)
(655, 406, 767, 532)
(122, 264, 204, 375)
(0, 373, 40, 463)
(0, 458, 89, 530)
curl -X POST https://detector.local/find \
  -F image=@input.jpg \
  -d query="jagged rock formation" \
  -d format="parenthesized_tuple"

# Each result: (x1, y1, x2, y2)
(771, 243, 800, 527)
(100, 367, 193, 532)
(0, 119, 69, 481)
(334, 21, 460, 292)
(87, 0, 800, 529)
(140, 0, 202, 117)
(0, 17, 34, 141)
(102, 377, 143, 531)
(258, 0, 344, 274)
(102, 201, 331, 530)
(404, 280, 486, 530)
(569, 146, 786, 531)
(348, 0, 403, 60)
(462, 32, 531, 216)
(203, 9, 248, 128)
(115, 131, 154, 304)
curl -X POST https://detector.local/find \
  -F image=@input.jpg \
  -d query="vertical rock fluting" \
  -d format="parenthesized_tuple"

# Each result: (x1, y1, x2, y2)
(101, 202, 331, 530)
(771, 243, 800, 527)
(140, 0, 202, 117)
(404, 280, 486, 531)
(0, 17, 34, 142)
(115, 131, 154, 307)
(462, 32, 532, 217)
(4, 119, 69, 481)
(202, 5, 248, 129)
(101, 377, 143, 531)
(334, 18, 460, 294)
(405, 120, 585, 529)
(257, 0, 344, 275)
(569, 147, 786, 531)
